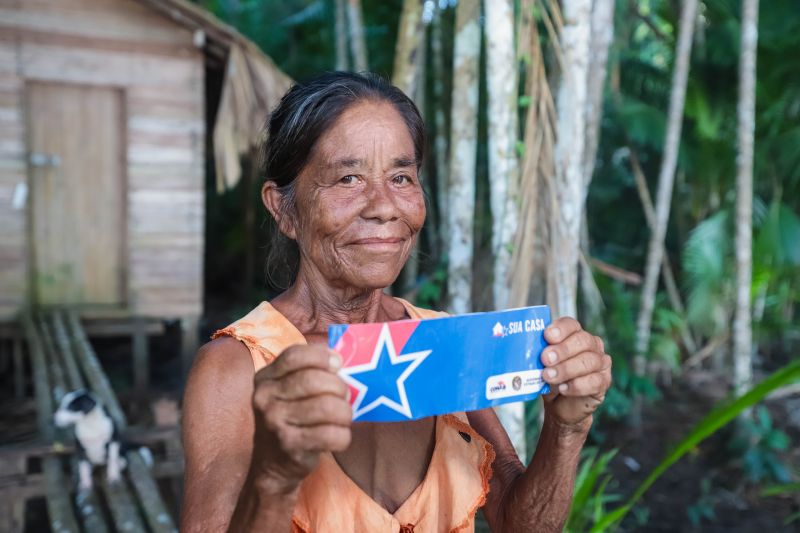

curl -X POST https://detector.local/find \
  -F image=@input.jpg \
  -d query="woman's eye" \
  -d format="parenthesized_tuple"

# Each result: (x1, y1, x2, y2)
(339, 175, 358, 185)
(393, 174, 413, 185)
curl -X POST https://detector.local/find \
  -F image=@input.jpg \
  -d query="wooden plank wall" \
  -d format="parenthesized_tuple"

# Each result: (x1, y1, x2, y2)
(0, 0, 205, 320)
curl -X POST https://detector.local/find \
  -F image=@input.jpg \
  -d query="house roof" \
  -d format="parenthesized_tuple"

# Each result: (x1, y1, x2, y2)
(136, 0, 293, 190)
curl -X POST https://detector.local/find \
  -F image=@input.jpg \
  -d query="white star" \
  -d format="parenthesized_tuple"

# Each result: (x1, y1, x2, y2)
(340, 324, 431, 420)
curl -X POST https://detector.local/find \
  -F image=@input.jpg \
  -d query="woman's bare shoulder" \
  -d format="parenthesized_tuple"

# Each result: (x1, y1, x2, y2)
(189, 336, 254, 385)
(183, 336, 255, 443)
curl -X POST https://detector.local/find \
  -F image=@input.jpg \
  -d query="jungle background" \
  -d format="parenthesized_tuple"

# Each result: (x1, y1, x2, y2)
(199, 0, 800, 530)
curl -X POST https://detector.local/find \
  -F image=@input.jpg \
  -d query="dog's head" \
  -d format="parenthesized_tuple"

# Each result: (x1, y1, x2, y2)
(54, 390, 100, 427)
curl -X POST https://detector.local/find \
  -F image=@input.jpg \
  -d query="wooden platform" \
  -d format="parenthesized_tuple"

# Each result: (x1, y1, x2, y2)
(1, 310, 179, 532)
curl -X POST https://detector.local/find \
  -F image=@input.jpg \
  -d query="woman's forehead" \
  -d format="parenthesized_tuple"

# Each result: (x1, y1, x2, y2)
(313, 101, 415, 164)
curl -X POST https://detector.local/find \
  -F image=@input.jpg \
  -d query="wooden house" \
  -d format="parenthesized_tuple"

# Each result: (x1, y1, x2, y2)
(0, 0, 292, 349)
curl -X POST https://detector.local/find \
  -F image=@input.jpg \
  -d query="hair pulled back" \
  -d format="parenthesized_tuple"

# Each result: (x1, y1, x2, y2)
(261, 71, 426, 288)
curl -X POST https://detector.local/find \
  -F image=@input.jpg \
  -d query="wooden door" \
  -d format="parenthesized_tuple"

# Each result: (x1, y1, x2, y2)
(27, 82, 125, 306)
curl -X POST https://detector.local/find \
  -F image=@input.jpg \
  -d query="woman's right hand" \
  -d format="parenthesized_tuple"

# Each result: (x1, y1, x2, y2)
(249, 344, 352, 494)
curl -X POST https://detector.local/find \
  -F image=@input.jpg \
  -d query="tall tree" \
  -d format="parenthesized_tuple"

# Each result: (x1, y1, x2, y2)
(486, 0, 523, 458)
(335, 0, 349, 70)
(446, 0, 480, 315)
(347, 0, 368, 71)
(552, 0, 592, 319)
(431, 5, 450, 254)
(734, 0, 759, 396)
(582, 0, 614, 184)
(392, 0, 425, 97)
(634, 0, 698, 377)
(579, 0, 614, 331)
(486, 0, 519, 311)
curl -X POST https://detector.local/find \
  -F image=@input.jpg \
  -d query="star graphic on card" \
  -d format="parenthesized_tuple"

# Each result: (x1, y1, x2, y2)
(340, 324, 432, 420)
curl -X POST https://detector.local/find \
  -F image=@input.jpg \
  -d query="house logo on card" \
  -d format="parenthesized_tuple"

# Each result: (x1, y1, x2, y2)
(492, 322, 505, 337)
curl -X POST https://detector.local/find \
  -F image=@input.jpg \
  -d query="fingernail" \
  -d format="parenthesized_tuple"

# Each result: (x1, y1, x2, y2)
(559, 383, 568, 393)
(549, 327, 561, 339)
(546, 368, 557, 379)
(546, 350, 557, 363)
(329, 354, 342, 371)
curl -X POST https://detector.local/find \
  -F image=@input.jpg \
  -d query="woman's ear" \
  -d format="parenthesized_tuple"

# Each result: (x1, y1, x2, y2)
(262, 181, 297, 240)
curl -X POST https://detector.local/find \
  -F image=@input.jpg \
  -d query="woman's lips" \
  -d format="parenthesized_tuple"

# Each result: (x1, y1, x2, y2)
(349, 237, 405, 251)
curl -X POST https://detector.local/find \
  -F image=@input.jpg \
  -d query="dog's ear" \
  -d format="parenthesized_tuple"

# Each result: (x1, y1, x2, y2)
(69, 392, 97, 414)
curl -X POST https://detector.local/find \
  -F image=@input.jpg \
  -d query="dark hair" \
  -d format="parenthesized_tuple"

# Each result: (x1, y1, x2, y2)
(261, 71, 426, 288)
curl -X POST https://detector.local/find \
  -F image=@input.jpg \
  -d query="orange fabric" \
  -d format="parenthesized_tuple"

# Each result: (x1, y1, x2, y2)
(213, 299, 494, 532)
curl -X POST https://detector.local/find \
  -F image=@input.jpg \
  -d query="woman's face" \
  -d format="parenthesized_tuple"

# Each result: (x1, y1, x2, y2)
(279, 100, 426, 291)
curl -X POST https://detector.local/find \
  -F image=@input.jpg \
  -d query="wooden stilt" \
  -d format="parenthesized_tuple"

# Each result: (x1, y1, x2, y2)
(12, 337, 24, 398)
(132, 317, 149, 395)
(180, 315, 199, 380)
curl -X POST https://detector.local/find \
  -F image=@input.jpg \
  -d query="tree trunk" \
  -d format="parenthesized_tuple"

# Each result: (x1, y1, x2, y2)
(628, 147, 697, 354)
(582, 0, 614, 185)
(335, 0, 349, 70)
(392, 0, 425, 97)
(347, 0, 368, 71)
(578, 0, 614, 331)
(432, 6, 450, 257)
(486, 0, 518, 312)
(552, 0, 592, 319)
(446, 0, 480, 315)
(486, 0, 524, 459)
(634, 0, 698, 376)
(733, 0, 759, 396)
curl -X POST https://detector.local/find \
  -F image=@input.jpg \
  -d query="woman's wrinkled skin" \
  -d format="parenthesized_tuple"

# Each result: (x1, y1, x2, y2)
(181, 101, 612, 532)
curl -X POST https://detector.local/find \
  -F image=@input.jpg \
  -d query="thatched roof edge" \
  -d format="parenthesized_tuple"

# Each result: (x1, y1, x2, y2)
(135, 0, 294, 191)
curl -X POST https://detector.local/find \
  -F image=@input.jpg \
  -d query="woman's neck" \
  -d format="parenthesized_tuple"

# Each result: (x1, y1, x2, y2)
(271, 266, 404, 337)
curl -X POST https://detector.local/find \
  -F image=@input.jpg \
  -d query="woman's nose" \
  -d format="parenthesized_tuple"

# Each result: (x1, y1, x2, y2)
(360, 181, 398, 222)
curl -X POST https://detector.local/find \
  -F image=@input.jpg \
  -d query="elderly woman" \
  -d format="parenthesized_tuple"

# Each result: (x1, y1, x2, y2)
(182, 72, 612, 532)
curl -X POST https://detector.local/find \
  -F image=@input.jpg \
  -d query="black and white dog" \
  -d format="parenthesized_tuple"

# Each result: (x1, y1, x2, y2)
(54, 390, 125, 490)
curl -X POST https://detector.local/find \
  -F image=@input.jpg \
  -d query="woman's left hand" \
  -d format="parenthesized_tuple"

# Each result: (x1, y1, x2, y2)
(540, 317, 612, 429)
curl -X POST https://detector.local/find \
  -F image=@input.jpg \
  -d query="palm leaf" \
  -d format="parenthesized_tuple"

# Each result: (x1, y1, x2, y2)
(590, 360, 800, 532)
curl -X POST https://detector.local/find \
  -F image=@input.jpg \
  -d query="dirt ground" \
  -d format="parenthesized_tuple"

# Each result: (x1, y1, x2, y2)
(600, 374, 800, 532)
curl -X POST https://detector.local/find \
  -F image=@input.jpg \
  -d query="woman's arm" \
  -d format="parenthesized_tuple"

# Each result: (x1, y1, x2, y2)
(181, 339, 351, 532)
(181, 337, 282, 532)
(468, 408, 589, 532)
(469, 317, 611, 532)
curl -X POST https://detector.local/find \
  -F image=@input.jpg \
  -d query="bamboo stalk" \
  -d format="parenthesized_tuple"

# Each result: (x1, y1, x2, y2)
(22, 314, 81, 533)
(127, 452, 178, 533)
(64, 311, 126, 429)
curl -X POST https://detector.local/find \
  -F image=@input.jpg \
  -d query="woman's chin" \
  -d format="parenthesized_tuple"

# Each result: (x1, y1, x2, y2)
(342, 267, 404, 292)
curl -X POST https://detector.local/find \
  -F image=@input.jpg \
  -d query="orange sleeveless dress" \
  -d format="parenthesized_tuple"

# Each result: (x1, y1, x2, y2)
(213, 298, 495, 533)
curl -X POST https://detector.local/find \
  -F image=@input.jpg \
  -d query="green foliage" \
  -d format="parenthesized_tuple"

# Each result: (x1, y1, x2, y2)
(727, 406, 792, 483)
(565, 447, 620, 533)
(686, 477, 718, 527)
(413, 263, 448, 308)
(649, 304, 684, 372)
(682, 210, 732, 337)
(590, 360, 800, 532)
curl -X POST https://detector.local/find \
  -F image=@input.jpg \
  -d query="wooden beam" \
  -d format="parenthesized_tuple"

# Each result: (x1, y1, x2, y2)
(82, 318, 165, 338)
(12, 337, 24, 398)
(42, 456, 81, 533)
(100, 475, 147, 532)
(64, 311, 126, 428)
(127, 452, 178, 533)
(132, 317, 149, 395)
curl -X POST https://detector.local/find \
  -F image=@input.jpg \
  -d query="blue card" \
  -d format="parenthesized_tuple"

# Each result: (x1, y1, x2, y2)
(328, 306, 552, 422)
